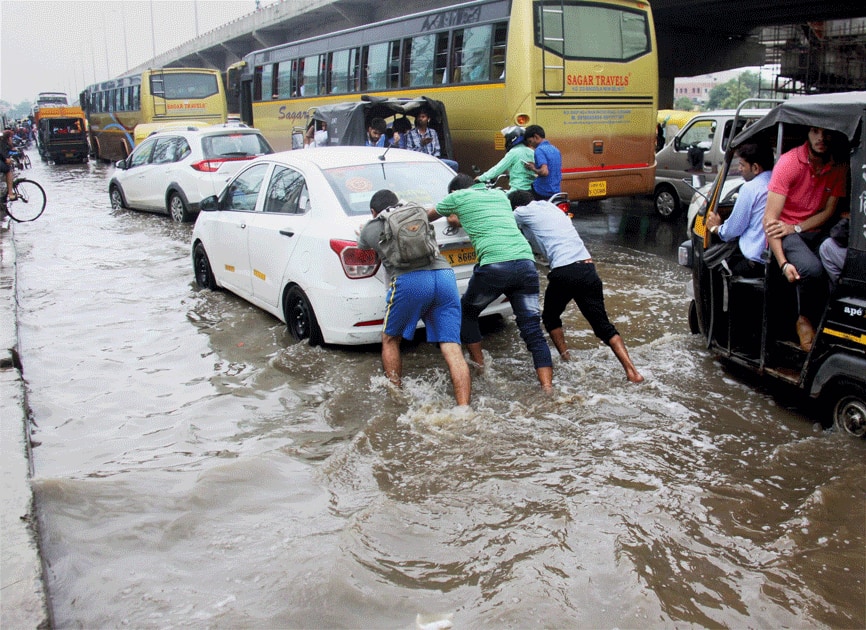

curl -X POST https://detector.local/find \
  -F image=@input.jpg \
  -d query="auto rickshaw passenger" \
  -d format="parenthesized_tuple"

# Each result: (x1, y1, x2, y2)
(705, 142, 773, 277)
(763, 127, 848, 351)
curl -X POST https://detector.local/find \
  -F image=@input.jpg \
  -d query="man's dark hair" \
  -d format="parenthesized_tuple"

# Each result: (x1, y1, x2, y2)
(735, 142, 774, 172)
(524, 124, 545, 139)
(448, 173, 475, 193)
(370, 189, 399, 215)
(508, 189, 534, 210)
(368, 117, 387, 133)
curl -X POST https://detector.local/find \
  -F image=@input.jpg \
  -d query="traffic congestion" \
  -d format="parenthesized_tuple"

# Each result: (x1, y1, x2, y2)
(1, 0, 864, 627)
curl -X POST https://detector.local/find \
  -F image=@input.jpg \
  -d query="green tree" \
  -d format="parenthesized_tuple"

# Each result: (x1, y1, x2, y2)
(706, 71, 760, 110)
(674, 96, 695, 111)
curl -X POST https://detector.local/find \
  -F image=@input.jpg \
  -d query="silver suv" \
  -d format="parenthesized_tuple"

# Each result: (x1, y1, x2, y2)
(108, 124, 274, 222)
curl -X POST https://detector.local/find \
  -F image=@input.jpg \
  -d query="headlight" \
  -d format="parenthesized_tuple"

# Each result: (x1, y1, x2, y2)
(678, 240, 693, 267)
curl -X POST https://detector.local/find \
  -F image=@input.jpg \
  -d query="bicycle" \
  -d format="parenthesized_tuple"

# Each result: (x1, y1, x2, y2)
(2, 176, 47, 222)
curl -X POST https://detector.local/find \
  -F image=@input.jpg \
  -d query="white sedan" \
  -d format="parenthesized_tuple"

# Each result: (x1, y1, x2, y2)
(191, 147, 512, 345)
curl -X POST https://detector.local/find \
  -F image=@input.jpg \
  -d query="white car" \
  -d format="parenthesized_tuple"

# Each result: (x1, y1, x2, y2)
(108, 124, 274, 222)
(191, 147, 512, 346)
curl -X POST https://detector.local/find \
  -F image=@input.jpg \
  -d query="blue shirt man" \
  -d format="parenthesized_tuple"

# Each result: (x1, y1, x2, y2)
(524, 124, 562, 199)
(365, 118, 387, 147)
(705, 142, 774, 276)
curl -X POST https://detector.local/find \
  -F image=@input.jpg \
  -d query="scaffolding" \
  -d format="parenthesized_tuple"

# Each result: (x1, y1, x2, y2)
(759, 18, 866, 96)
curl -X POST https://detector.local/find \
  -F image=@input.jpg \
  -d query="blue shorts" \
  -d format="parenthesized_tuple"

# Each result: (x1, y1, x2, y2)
(383, 268, 461, 343)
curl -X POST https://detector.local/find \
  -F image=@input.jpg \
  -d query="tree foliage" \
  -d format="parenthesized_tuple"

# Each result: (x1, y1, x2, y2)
(674, 96, 696, 111)
(705, 71, 760, 110)
(0, 100, 34, 121)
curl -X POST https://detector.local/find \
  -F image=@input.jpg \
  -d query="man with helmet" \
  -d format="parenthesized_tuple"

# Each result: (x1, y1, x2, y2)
(475, 126, 536, 192)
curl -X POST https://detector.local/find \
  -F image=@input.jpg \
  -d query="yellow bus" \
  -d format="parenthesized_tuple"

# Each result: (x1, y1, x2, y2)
(233, 0, 657, 200)
(80, 68, 228, 162)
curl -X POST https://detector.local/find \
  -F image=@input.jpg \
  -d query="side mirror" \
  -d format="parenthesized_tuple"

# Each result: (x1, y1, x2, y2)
(115, 159, 127, 170)
(199, 195, 219, 212)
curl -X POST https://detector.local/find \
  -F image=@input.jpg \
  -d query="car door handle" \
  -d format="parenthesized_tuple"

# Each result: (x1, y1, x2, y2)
(279, 229, 295, 237)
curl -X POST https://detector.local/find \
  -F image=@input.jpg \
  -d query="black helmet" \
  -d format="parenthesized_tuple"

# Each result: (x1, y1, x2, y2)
(502, 125, 525, 151)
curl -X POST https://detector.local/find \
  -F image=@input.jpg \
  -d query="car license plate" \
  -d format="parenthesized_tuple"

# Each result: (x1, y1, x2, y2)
(588, 181, 607, 197)
(443, 246, 477, 267)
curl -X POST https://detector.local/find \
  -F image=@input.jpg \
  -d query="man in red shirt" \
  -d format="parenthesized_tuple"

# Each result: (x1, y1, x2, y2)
(763, 127, 847, 351)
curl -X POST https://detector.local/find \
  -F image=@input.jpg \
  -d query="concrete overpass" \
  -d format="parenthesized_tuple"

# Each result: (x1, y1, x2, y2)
(134, 0, 866, 107)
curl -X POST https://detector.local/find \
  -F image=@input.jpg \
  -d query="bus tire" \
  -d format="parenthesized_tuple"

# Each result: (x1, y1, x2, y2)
(827, 380, 866, 437)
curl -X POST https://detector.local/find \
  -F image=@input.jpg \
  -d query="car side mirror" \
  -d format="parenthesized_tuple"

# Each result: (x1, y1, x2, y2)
(199, 195, 219, 212)
(115, 159, 127, 170)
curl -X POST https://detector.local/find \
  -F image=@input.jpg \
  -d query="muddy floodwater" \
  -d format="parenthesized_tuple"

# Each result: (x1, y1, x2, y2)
(6, 158, 864, 628)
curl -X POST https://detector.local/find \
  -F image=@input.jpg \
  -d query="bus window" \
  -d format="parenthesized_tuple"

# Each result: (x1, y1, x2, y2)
(276, 62, 293, 99)
(365, 43, 389, 90)
(302, 55, 320, 96)
(434, 33, 449, 85)
(330, 49, 351, 94)
(113, 89, 121, 112)
(260, 64, 275, 99)
(389, 40, 402, 88)
(537, 3, 650, 61)
(253, 66, 264, 101)
(406, 34, 435, 87)
(119, 88, 127, 111)
(453, 25, 492, 83)
(132, 86, 140, 110)
(349, 47, 361, 92)
(492, 22, 507, 79)
(290, 59, 300, 97)
(161, 72, 220, 99)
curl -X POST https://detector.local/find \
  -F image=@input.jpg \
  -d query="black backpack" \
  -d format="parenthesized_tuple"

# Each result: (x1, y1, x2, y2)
(377, 202, 439, 269)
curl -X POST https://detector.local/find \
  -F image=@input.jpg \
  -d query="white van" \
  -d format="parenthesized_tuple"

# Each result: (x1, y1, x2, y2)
(653, 109, 768, 219)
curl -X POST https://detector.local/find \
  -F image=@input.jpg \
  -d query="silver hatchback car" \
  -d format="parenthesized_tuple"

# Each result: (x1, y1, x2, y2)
(108, 124, 273, 222)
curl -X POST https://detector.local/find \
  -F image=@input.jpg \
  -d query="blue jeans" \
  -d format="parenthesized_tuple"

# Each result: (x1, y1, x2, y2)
(461, 259, 552, 369)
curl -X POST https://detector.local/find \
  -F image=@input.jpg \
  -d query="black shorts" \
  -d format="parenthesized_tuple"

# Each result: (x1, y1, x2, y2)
(0, 161, 10, 174)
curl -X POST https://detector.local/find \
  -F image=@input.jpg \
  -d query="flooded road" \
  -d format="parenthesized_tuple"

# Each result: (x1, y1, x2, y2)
(7, 157, 864, 628)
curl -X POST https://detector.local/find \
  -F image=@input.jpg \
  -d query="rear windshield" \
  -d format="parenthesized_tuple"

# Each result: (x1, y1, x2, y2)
(323, 160, 455, 216)
(155, 73, 220, 99)
(202, 133, 273, 159)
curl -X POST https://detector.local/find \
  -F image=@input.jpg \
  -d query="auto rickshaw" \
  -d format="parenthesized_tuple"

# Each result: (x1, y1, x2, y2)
(679, 92, 866, 436)
(293, 96, 455, 163)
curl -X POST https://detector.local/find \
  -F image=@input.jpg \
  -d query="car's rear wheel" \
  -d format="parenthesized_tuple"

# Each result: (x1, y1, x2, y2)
(168, 192, 191, 223)
(654, 184, 680, 219)
(284, 286, 323, 346)
(109, 185, 125, 210)
(193, 242, 217, 290)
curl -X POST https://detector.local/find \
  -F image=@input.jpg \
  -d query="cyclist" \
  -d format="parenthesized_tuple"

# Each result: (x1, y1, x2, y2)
(1, 130, 16, 201)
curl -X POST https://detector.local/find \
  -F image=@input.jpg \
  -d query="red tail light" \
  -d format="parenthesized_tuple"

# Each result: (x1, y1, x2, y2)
(330, 239, 380, 279)
(190, 156, 254, 172)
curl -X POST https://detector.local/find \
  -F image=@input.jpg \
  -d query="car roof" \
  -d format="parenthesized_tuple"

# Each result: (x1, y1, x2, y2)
(256, 146, 447, 170)
(147, 124, 262, 139)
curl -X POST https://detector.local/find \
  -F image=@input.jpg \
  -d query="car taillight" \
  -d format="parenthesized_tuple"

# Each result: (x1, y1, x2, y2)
(330, 239, 379, 279)
(190, 156, 253, 172)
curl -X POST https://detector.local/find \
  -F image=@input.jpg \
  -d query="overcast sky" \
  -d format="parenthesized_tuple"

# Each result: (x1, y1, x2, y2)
(0, 0, 271, 106)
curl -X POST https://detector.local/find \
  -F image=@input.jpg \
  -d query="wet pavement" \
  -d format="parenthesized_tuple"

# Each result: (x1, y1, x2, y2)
(3, 156, 864, 628)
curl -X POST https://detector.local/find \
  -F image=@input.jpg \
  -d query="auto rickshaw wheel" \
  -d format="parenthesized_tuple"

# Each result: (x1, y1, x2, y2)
(829, 381, 866, 437)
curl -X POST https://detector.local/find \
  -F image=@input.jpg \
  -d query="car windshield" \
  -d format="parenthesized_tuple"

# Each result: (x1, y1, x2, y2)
(203, 133, 273, 159)
(322, 161, 455, 216)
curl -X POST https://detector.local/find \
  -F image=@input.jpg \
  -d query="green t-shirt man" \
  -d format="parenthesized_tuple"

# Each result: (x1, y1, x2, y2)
(434, 183, 533, 266)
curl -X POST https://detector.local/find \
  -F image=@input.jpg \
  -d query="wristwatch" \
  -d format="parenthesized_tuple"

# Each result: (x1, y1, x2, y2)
(794, 224, 802, 234)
